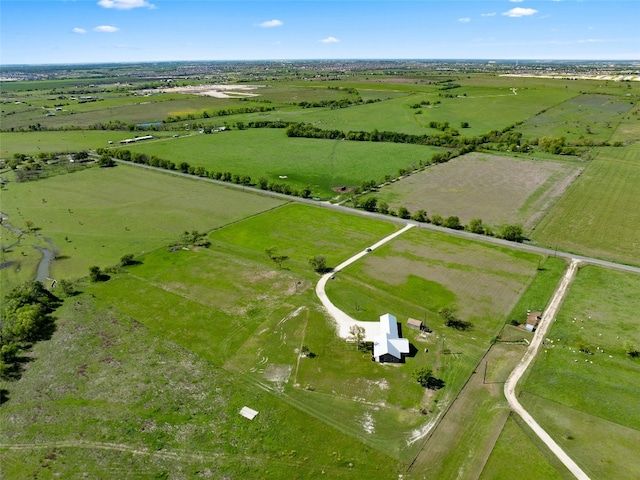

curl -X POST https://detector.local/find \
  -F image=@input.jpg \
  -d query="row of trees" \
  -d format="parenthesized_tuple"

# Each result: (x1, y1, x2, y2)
(354, 197, 525, 242)
(164, 105, 275, 124)
(284, 122, 533, 151)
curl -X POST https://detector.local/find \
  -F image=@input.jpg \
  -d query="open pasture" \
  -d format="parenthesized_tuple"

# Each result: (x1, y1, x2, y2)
(532, 144, 640, 265)
(196, 83, 577, 138)
(520, 265, 640, 478)
(372, 152, 584, 229)
(516, 94, 634, 144)
(0, 163, 285, 283)
(84, 204, 436, 459)
(0, 294, 401, 479)
(125, 128, 447, 198)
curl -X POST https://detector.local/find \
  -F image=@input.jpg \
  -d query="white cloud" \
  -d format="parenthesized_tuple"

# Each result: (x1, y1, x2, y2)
(481, 12, 496, 17)
(502, 7, 538, 18)
(320, 36, 339, 44)
(97, 0, 155, 10)
(257, 19, 283, 28)
(509, 0, 524, 2)
(94, 25, 120, 33)
(458, 17, 471, 23)
(72, 27, 87, 34)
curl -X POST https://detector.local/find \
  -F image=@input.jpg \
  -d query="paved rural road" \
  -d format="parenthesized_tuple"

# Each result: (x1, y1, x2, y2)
(504, 259, 591, 480)
(314, 224, 415, 342)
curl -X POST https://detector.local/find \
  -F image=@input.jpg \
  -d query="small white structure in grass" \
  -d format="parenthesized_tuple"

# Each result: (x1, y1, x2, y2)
(239, 406, 259, 420)
(373, 313, 410, 363)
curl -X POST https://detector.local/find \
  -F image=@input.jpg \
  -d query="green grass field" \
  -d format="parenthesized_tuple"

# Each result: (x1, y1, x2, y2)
(531, 144, 640, 265)
(0, 163, 285, 285)
(516, 94, 634, 144)
(520, 265, 640, 478)
(0, 295, 402, 479)
(479, 415, 568, 480)
(124, 128, 447, 198)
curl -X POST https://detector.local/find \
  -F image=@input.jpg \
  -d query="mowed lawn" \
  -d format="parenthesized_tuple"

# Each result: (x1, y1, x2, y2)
(531, 143, 640, 265)
(371, 152, 584, 230)
(0, 163, 285, 282)
(521, 265, 640, 479)
(125, 128, 447, 198)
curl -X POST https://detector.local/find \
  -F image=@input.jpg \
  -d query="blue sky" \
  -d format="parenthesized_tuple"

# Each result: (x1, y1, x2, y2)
(1, 0, 638, 65)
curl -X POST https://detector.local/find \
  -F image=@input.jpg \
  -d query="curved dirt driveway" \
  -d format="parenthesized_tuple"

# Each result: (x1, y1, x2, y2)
(504, 259, 590, 480)
(315, 224, 414, 341)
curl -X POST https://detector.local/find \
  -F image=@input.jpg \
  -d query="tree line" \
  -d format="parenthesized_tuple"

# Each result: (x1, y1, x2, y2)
(1, 281, 60, 387)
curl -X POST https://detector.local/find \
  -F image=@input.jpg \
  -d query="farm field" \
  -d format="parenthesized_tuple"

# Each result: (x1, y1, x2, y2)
(0, 163, 285, 285)
(124, 128, 448, 198)
(2, 62, 640, 479)
(531, 143, 640, 265)
(520, 265, 640, 479)
(369, 152, 584, 229)
(515, 93, 635, 144)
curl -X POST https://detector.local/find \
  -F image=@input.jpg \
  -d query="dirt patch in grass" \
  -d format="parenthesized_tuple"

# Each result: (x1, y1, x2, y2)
(263, 364, 293, 383)
(376, 152, 583, 230)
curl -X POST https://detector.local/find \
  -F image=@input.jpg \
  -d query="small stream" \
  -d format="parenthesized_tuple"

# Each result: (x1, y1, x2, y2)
(1, 211, 56, 283)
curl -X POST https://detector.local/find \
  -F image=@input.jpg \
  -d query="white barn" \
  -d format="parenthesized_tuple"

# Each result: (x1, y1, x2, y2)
(373, 313, 410, 363)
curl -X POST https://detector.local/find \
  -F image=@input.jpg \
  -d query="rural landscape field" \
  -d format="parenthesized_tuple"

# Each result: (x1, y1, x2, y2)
(1, 54, 639, 480)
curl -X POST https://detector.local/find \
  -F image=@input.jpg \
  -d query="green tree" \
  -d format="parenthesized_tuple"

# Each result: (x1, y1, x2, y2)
(398, 206, 411, 219)
(97, 154, 116, 167)
(362, 197, 378, 212)
(443, 215, 462, 230)
(348, 325, 366, 350)
(431, 214, 443, 226)
(412, 209, 428, 223)
(412, 366, 446, 390)
(468, 218, 485, 235)
(308, 255, 328, 273)
(120, 253, 135, 267)
(378, 201, 389, 215)
(501, 224, 524, 242)
(439, 306, 472, 330)
(89, 266, 103, 283)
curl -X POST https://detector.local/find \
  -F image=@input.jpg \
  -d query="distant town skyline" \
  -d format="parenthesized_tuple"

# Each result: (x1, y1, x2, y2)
(1, 0, 639, 65)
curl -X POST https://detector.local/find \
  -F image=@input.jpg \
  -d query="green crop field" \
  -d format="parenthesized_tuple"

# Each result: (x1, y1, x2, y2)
(368, 152, 584, 229)
(520, 265, 640, 478)
(531, 144, 640, 265)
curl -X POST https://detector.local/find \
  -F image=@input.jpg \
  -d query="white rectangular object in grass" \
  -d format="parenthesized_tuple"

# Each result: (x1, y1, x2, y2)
(239, 406, 259, 420)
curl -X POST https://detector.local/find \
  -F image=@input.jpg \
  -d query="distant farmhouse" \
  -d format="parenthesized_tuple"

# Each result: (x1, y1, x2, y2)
(373, 313, 410, 363)
(526, 311, 542, 332)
